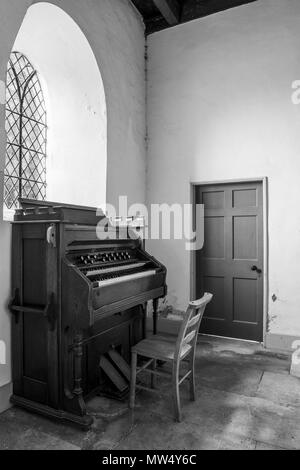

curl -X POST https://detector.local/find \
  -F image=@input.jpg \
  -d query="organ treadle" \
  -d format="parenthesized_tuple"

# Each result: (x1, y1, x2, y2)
(9, 199, 167, 429)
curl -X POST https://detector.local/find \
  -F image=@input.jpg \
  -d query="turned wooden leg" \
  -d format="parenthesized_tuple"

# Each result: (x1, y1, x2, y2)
(129, 352, 137, 409)
(142, 303, 147, 339)
(73, 333, 84, 398)
(153, 298, 159, 335)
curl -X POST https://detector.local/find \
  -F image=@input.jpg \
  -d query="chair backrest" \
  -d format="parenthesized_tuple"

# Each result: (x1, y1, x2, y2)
(174, 293, 213, 362)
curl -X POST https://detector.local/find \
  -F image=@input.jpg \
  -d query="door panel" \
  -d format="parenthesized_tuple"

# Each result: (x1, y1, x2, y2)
(233, 278, 257, 323)
(203, 217, 225, 258)
(196, 182, 263, 341)
(233, 188, 257, 208)
(202, 190, 225, 209)
(203, 276, 225, 321)
(233, 216, 257, 260)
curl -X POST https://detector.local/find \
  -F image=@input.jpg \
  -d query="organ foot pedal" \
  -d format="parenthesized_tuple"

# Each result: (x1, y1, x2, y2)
(99, 349, 131, 400)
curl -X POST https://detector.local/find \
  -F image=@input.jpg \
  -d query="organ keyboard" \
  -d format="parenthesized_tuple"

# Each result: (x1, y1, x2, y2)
(10, 200, 167, 429)
(94, 270, 157, 288)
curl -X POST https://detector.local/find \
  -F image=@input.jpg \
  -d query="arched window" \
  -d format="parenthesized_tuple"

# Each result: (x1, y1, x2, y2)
(4, 51, 47, 210)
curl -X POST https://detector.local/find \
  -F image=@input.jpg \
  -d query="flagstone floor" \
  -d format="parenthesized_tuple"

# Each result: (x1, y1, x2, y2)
(1, 335, 300, 450)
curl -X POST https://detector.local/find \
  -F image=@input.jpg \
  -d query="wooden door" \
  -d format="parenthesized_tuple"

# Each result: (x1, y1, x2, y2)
(195, 182, 264, 341)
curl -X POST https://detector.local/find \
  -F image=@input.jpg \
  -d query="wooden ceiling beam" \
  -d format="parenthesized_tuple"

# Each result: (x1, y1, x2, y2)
(152, 0, 180, 25)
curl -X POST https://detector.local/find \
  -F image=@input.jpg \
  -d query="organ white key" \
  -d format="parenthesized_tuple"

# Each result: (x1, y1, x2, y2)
(96, 269, 157, 287)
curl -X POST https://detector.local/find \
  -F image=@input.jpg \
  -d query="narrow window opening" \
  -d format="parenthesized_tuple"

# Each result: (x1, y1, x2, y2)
(4, 51, 47, 211)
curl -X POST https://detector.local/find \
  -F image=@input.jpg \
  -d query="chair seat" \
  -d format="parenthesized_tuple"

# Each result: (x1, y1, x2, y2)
(132, 335, 192, 362)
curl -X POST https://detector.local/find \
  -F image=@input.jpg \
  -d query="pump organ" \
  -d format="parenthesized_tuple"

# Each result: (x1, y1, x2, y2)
(10, 200, 167, 429)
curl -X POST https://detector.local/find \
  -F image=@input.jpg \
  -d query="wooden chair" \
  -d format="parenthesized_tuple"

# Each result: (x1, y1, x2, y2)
(129, 293, 213, 422)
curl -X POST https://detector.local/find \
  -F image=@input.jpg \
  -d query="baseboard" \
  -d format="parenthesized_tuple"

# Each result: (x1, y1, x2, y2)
(265, 333, 300, 353)
(0, 382, 12, 414)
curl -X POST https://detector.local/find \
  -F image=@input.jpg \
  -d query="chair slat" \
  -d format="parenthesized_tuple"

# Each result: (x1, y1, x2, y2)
(187, 312, 201, 328)
(183, 329, 196, 345)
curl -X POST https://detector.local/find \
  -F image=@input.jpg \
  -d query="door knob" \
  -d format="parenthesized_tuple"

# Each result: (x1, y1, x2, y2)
(251, 265, 262, 274)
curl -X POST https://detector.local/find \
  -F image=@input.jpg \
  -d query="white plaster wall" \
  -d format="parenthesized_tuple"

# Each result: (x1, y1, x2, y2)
(147, 0, 300, 336)
(0, 0, 145, 402)
(13, 2, 107, 208)
(0, 0, 30, 391)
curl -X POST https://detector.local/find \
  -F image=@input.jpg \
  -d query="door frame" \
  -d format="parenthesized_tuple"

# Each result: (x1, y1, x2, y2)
(190, 177, 269, 346)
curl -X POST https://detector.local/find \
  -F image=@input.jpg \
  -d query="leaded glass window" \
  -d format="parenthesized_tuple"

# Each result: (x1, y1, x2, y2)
(4, 51, 47, 210)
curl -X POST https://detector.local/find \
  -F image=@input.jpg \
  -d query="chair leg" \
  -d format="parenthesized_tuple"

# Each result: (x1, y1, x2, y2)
(172, 365, 181, 422)
(189, 354, 196, 401)
(129, 352, 137, 409)
(189, 368, 196, 402)
(151, 359, 157, 389)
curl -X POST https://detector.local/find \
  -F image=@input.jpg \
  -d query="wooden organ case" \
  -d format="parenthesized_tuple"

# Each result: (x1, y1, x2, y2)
(10, 200, 167, 429)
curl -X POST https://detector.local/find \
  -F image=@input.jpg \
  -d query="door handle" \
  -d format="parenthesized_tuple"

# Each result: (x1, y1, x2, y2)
(251, 265, 262, 274)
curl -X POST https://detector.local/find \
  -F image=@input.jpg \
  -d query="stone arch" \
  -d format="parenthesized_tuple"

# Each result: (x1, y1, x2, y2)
(2, 1, 108, 215)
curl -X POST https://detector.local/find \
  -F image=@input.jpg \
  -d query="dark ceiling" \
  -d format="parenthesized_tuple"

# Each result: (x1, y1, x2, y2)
(131, 0, 257, 35)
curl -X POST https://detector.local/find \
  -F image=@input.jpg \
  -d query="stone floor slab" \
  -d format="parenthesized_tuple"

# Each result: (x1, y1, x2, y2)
(0, 336, 297, 450)
(0, 418, 80, 450)
(196, 362, 263, 396)
(255, 371, 300, 407)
